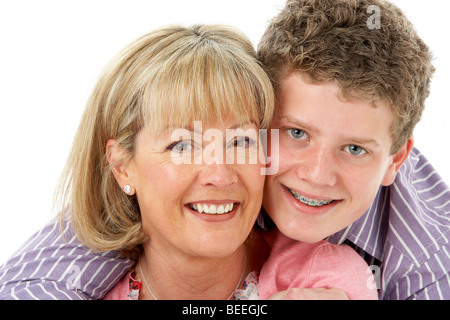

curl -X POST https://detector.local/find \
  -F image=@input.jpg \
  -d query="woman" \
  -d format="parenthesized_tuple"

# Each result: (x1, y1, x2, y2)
(55, 24, 274, 299)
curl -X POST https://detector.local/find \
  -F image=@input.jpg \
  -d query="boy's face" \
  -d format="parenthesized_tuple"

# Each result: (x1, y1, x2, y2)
(263, 72, 410, 243)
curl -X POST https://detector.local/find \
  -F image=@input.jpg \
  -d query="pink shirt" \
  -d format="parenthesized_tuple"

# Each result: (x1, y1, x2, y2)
(103, 271, 140, 300)
(258, 230, 379, 300)
(103, 230, 379, 300)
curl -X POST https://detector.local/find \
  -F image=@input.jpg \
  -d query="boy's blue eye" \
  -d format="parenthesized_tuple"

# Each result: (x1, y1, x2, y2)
(288, 128, 307, 140)
(345, 145, 367, 156)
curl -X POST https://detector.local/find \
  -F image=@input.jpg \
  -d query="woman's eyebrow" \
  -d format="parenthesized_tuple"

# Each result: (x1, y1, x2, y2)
(228, 121, 258, 130)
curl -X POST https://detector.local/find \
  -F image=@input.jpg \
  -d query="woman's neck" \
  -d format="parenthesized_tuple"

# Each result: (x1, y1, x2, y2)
(136, 240, 249, 300)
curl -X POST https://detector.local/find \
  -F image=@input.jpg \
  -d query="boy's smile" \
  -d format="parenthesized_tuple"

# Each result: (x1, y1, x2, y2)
(263, 72, 410, 243)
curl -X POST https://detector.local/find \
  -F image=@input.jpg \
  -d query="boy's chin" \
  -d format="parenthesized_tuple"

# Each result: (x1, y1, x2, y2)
(273, 218, 330, 243)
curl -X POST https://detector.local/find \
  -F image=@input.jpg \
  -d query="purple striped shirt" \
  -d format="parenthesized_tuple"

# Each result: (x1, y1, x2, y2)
(0, 217, 132, 300)
(0, 147, 449, 300)
(328, 148, 450, 299)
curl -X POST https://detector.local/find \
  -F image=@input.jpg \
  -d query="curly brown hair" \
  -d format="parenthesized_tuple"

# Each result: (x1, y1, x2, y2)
(258, 0, 435, 153)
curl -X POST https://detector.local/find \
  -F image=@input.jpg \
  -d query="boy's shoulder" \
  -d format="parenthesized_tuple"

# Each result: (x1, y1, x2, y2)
(387, 147, 450, 265)
(330, 147, 450, 265)
(343, 147, 450, 299)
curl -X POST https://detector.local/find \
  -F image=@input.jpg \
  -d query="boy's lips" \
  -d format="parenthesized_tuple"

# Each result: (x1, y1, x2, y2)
(282, 185, 341, 213)
(284, 186, 335, 206)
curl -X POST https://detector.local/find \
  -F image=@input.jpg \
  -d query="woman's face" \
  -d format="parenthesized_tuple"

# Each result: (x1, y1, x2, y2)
(124, 117, 265, 258)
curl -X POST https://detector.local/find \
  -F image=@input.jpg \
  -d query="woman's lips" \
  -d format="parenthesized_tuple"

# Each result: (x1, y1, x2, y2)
(185, 200, 240, 222)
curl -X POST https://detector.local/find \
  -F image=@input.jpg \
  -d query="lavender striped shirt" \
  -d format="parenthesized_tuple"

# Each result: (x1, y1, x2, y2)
(1, 148, 449, 300)
(329, 148, 450, 299)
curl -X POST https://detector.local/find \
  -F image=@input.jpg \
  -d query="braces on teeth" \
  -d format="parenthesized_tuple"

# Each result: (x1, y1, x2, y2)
(288, 188, 333, 207)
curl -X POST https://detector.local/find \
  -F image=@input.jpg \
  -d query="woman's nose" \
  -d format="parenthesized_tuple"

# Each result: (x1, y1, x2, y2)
(198, 162, 239, 188)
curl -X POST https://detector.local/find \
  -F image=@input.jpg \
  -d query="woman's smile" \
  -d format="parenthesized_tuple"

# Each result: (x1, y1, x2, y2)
(185, 200, 241, 222)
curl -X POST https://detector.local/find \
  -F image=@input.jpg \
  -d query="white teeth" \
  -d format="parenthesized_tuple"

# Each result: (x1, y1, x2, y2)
(287, 188, 334, 207)
(189, 203, 235, 215)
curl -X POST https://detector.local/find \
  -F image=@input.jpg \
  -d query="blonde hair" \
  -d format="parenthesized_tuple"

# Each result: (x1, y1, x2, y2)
(258, 0, 434, 153)
(55, 25, 274, 259)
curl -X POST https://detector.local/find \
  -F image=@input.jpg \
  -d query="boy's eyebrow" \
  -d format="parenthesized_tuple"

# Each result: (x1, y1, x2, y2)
(278, 115, 381, 147)
(278, 115, 322, 136)
(347, 137, 381, 148)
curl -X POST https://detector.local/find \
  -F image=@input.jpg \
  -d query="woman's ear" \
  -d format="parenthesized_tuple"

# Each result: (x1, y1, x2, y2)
(381, 136, 414, 186)
(106, 139, 135, 194)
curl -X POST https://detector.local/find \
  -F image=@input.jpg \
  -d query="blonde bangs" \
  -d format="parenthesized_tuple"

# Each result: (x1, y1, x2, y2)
(141, 26, 273, 135)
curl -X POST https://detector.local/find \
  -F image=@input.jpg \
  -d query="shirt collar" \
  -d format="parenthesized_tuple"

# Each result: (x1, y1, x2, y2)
(328, 148, 423, 262)
(327, 185, 390, 261)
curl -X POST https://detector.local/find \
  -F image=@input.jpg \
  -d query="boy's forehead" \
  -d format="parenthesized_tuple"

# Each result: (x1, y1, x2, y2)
(275, 73, 395, 149)
(278, 72, 387, 106)
(277, 72, 394, 120)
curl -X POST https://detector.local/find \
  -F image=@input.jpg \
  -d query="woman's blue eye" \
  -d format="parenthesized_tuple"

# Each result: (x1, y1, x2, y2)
(175, 142, 192, 152)
(233, 136, 252, 148)
(345, 145, 367, 156)
(166, 140, 192, 152)
(288, 128, 307, 140)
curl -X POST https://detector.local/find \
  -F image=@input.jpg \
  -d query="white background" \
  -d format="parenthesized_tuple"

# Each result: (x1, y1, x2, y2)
(1, 0, 449, 263)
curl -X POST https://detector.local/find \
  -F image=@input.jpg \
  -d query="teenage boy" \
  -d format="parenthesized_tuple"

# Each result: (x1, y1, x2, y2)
(1, 0, 449, 300)
(257, 0, 449, 300)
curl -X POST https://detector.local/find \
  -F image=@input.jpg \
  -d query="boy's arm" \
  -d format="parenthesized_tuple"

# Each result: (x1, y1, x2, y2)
(409, 276, 450, 300)
(389, 273, 450, 300)
(383, 241, 450, 300)
(0, 218, 132, 300)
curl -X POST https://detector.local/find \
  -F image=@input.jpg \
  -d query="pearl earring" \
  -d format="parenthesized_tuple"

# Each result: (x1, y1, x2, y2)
(124, 185, 132, 195)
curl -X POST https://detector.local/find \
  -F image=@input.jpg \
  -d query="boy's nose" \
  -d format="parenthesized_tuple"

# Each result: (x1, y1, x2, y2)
(297, 145, 337, 187)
